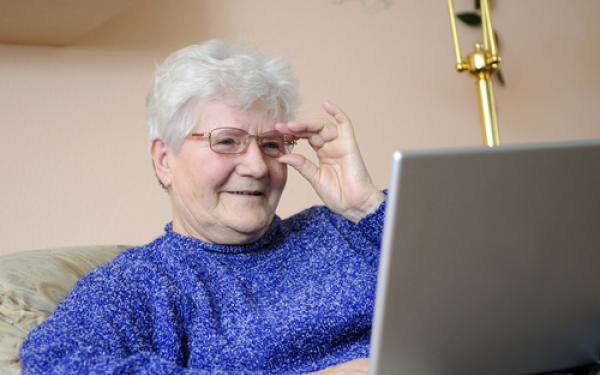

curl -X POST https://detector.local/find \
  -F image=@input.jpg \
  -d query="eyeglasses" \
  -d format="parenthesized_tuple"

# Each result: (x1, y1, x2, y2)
(185, 127, 296, 157)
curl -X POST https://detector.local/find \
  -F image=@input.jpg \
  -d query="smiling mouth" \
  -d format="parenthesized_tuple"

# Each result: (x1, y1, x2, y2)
(228, 190, 264, 196)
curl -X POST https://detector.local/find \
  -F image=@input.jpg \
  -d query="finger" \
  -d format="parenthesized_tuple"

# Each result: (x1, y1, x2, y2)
(278, 119, 338, 139)
(277, 101, 351, 140)
(277, 154, 319, 187)
(277, 120, 339, 149)
(323, 101, 356, 137)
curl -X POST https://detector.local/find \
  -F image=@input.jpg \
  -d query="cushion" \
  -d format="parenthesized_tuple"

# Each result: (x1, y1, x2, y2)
(0, 245, 129, 374)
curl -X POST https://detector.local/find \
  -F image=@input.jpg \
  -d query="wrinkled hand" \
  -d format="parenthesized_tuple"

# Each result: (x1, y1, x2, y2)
(276, 101, 385, 223)
(306, 358, 369, 375)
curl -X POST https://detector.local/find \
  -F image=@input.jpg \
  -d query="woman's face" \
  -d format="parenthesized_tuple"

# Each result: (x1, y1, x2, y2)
(163, 100, 288, 244)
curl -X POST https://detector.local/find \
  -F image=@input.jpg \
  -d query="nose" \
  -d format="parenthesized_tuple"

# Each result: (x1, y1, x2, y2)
(235, 137, 269, 178)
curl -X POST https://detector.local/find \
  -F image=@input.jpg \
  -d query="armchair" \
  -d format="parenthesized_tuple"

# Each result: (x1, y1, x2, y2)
(0, 245, 130, 374)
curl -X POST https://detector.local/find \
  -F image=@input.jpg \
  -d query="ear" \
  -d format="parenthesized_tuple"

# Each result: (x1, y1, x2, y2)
(150, 138, 173, 189)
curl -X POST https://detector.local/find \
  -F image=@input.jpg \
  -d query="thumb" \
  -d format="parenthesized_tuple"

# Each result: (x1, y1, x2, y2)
(278, 154, 320, 188)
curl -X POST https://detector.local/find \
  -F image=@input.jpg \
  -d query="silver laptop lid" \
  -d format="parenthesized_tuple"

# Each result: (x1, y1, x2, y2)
(370, 140, 600, 375)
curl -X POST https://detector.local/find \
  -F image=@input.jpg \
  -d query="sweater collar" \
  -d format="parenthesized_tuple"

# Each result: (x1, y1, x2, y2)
(162, 216, 282, 254)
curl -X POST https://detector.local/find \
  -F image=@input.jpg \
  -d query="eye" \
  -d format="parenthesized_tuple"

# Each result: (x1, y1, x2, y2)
(261, 134, 285, 153)
(211, 129, 244, 152)
(215, 137, 236, 146)
(263, 141, 283, 150)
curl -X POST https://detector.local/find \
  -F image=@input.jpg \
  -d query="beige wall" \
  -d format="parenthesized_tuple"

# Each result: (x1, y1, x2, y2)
(1, 0, 599, 255)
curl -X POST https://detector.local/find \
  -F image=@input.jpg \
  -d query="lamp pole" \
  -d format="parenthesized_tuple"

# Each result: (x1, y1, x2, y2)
(448, 0, 501, 147)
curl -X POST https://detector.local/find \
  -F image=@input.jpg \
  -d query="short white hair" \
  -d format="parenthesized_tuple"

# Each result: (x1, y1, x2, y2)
(146, 40, 301, 153)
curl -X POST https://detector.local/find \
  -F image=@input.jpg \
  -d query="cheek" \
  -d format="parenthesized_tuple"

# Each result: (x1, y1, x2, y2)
(187, 174, 223, 212)
(270, 162, 288, 191)
(200, 162, 239, 200)
(179, 158, 233, 201)
(210, 160, 238, 186)
(191, 190, 205, 203)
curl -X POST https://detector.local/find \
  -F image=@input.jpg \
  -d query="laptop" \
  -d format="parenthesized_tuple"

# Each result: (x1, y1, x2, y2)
(369, 140, 600, 375)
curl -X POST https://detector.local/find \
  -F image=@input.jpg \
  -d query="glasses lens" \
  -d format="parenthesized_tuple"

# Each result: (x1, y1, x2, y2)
(210, 128, 247, 154)
(261, 131, 292, 156)
(208, 128, 293, 156)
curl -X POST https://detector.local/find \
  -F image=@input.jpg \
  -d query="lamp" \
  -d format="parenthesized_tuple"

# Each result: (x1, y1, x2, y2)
(448, 0, 501, 147)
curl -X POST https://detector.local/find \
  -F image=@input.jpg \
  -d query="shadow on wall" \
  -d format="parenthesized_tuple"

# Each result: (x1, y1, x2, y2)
(72, 0, 234, 53)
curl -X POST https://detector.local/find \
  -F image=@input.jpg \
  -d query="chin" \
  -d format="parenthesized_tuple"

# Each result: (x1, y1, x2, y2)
(228, 215, 273, 239)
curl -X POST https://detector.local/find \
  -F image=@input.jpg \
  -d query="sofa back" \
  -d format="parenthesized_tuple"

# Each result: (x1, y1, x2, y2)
(0, 245, 130, 374)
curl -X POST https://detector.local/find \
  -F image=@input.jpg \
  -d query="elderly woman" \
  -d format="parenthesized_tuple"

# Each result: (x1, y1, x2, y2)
(20, 40, 386, 375)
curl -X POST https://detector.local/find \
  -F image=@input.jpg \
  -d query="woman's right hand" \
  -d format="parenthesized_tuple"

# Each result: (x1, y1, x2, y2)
(276, 101, 385, 224)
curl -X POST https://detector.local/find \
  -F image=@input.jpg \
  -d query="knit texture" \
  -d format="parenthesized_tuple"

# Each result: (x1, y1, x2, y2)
(20, 201, 385, 375)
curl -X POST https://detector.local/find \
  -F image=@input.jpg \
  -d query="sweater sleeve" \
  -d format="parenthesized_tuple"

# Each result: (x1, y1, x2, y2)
(327, 193, 387, 268)
(19, 258, 264, 375)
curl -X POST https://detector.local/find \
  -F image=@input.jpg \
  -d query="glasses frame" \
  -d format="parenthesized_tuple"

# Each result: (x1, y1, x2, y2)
(185, 127, 296, 157)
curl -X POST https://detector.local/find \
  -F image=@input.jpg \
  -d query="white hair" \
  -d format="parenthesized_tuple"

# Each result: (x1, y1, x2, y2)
(146, 40, 301, 153)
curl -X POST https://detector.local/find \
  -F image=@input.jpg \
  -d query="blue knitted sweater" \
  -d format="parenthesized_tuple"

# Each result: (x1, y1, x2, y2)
(20, 201, 385, 374)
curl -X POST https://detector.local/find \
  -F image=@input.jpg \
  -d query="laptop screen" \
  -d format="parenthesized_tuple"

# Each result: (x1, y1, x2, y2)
(370, 140, 600, 375)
